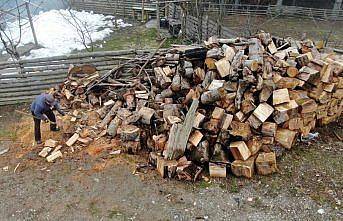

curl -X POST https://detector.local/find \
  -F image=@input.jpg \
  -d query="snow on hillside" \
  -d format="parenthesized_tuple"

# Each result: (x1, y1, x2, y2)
(0, 9, 132, 59)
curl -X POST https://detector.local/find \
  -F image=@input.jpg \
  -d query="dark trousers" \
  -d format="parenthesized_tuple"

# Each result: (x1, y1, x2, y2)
(32, 110, 56, 142)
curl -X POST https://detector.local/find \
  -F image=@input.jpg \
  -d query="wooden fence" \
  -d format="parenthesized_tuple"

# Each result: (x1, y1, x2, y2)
(0, 49, 153, 106)
(192, 3, 343, 20)
(167, 3, 237, 41)
(69, 0, 157, 19)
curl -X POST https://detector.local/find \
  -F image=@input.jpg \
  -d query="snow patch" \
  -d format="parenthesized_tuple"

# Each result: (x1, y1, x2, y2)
(0, 9, 132, 59)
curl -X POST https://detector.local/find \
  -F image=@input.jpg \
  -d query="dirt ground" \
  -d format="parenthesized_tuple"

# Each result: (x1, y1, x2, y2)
(0, 104, 342, 221)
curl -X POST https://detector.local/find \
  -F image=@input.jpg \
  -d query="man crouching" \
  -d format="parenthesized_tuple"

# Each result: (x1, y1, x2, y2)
(31, 93, 65, 144)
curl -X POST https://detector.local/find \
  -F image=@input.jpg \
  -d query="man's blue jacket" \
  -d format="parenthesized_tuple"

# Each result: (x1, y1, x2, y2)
(31, 93, 64, 121)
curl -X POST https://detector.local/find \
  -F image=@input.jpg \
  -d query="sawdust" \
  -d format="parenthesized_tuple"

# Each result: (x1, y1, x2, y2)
(16, 115, 66, 147)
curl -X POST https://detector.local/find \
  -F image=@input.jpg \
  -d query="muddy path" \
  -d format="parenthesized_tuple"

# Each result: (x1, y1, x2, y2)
(0, 104, 342, 220)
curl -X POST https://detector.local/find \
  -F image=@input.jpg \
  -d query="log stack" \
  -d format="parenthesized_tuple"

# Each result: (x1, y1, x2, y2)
(51, 31, 342, 180)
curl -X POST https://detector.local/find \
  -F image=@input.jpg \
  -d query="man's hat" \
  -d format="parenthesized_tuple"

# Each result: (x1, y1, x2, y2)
(45, 94, 57, 106)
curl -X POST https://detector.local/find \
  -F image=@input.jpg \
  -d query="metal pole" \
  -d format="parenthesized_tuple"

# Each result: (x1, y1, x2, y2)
(25, 2, 38, 47)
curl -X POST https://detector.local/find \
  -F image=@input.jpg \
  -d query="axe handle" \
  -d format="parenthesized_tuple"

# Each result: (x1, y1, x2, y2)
(15, 110, 54, 123)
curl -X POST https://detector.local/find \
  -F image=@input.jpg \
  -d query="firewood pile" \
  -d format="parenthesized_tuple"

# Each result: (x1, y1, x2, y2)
(47, 31, 342, 180)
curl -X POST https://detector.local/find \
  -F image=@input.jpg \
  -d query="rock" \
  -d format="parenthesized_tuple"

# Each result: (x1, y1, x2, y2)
(317, 208, 325, 214)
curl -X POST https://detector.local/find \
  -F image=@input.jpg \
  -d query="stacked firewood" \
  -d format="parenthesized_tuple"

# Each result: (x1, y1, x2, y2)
(51, 31, 342, 180)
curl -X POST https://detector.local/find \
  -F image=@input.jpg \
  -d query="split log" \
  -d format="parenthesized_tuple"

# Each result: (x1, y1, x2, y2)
(211, 143, 229, 163)
(188, 130, 203, 147)
(273, 88, 290, 105)
(171, 73, 181, 92)
(77, 137, 92, 145)
(247, 112, 263, 129)
(231, 156, 256, 178)
(154, 67, 172, 89)
(138, 107, 155, 124)
(66, 133, 79, 147)
(243, 60, 259, 72)
(287, 117, 304, 130)
(64, 89, 73, 100)
(207, 48, 222, 58)
(255, 152, 277, 175)
(332, 61, 343, 75)
(153, 134, 167, 151)
(229, 121, 251, 140)
(166, 116, 182, 125)
(163, 104, 181, 120)
(287, 66, 299, 78)
(247, 136, 262, 155)
(107, 116, 122, 137)
(193, 112, 206, 128)
(275, 128, 298, 149)
(241, 100, 256, 114)
(208, 79, 224, 91)
(262, 136, 274, 145)
(297, 98, 318, 114)
(165, 99, 199, 160)
(189, 140, 210, 164)
(273, 100, 299, 124)
(235, 80, 249, 109)
(276, 77, 304, 89)
(209, 163, 227, 178)
(205, 58, 217, 70)
(162, 66, 173, 77)
(222, 44, 236, 62)
(295, 54, 310, 67)
(39, 147, 52, 158)
(252, 103, 274, 123)
(297, 66, 320, 85)
(44, 139, 58, 148)
(261, 122, 277, 137)
(201, 88, 225, 104)
(98, 100, 123, 129)
(202, 71, 218, 89)
(220, 113, 233, 130)
(157, 156, 177, 178)
(212, 107, 225, 120)
(194, 67, 205, 83)
(235, 111, 247, 122)
(124, 90, 136, 110)
(97, 105, 112, 119)
(203, 119, 220, 134)
(248, 38, 264, 64)
(230, 50, 245, 77)
(259, 86, 273, 103)
(267, 41, 278, 54)
(120, 125, 140, 141)
(230, 141, 251, 161)
(215, 59, 231, 78)
(46, 150, 62, 162)
(161, 87, 174, 98)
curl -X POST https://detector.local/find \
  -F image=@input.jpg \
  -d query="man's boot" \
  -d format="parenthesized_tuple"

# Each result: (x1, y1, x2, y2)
(36, 140, 42, 145)
(50, 123, 60, 131)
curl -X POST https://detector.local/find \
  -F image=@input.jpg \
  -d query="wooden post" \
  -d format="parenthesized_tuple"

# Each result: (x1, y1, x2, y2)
(180, 3, 187, 39)
(217, 0, 224, 37)
(25, 2, 38, 47)
(276, 0, 283, 7)
(141, 0, 145, 22)
(234, 0, 240, 9)
(156, 0, 160, 38)
(195, 0, 203, 43)
(334, 0, 343, 10)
